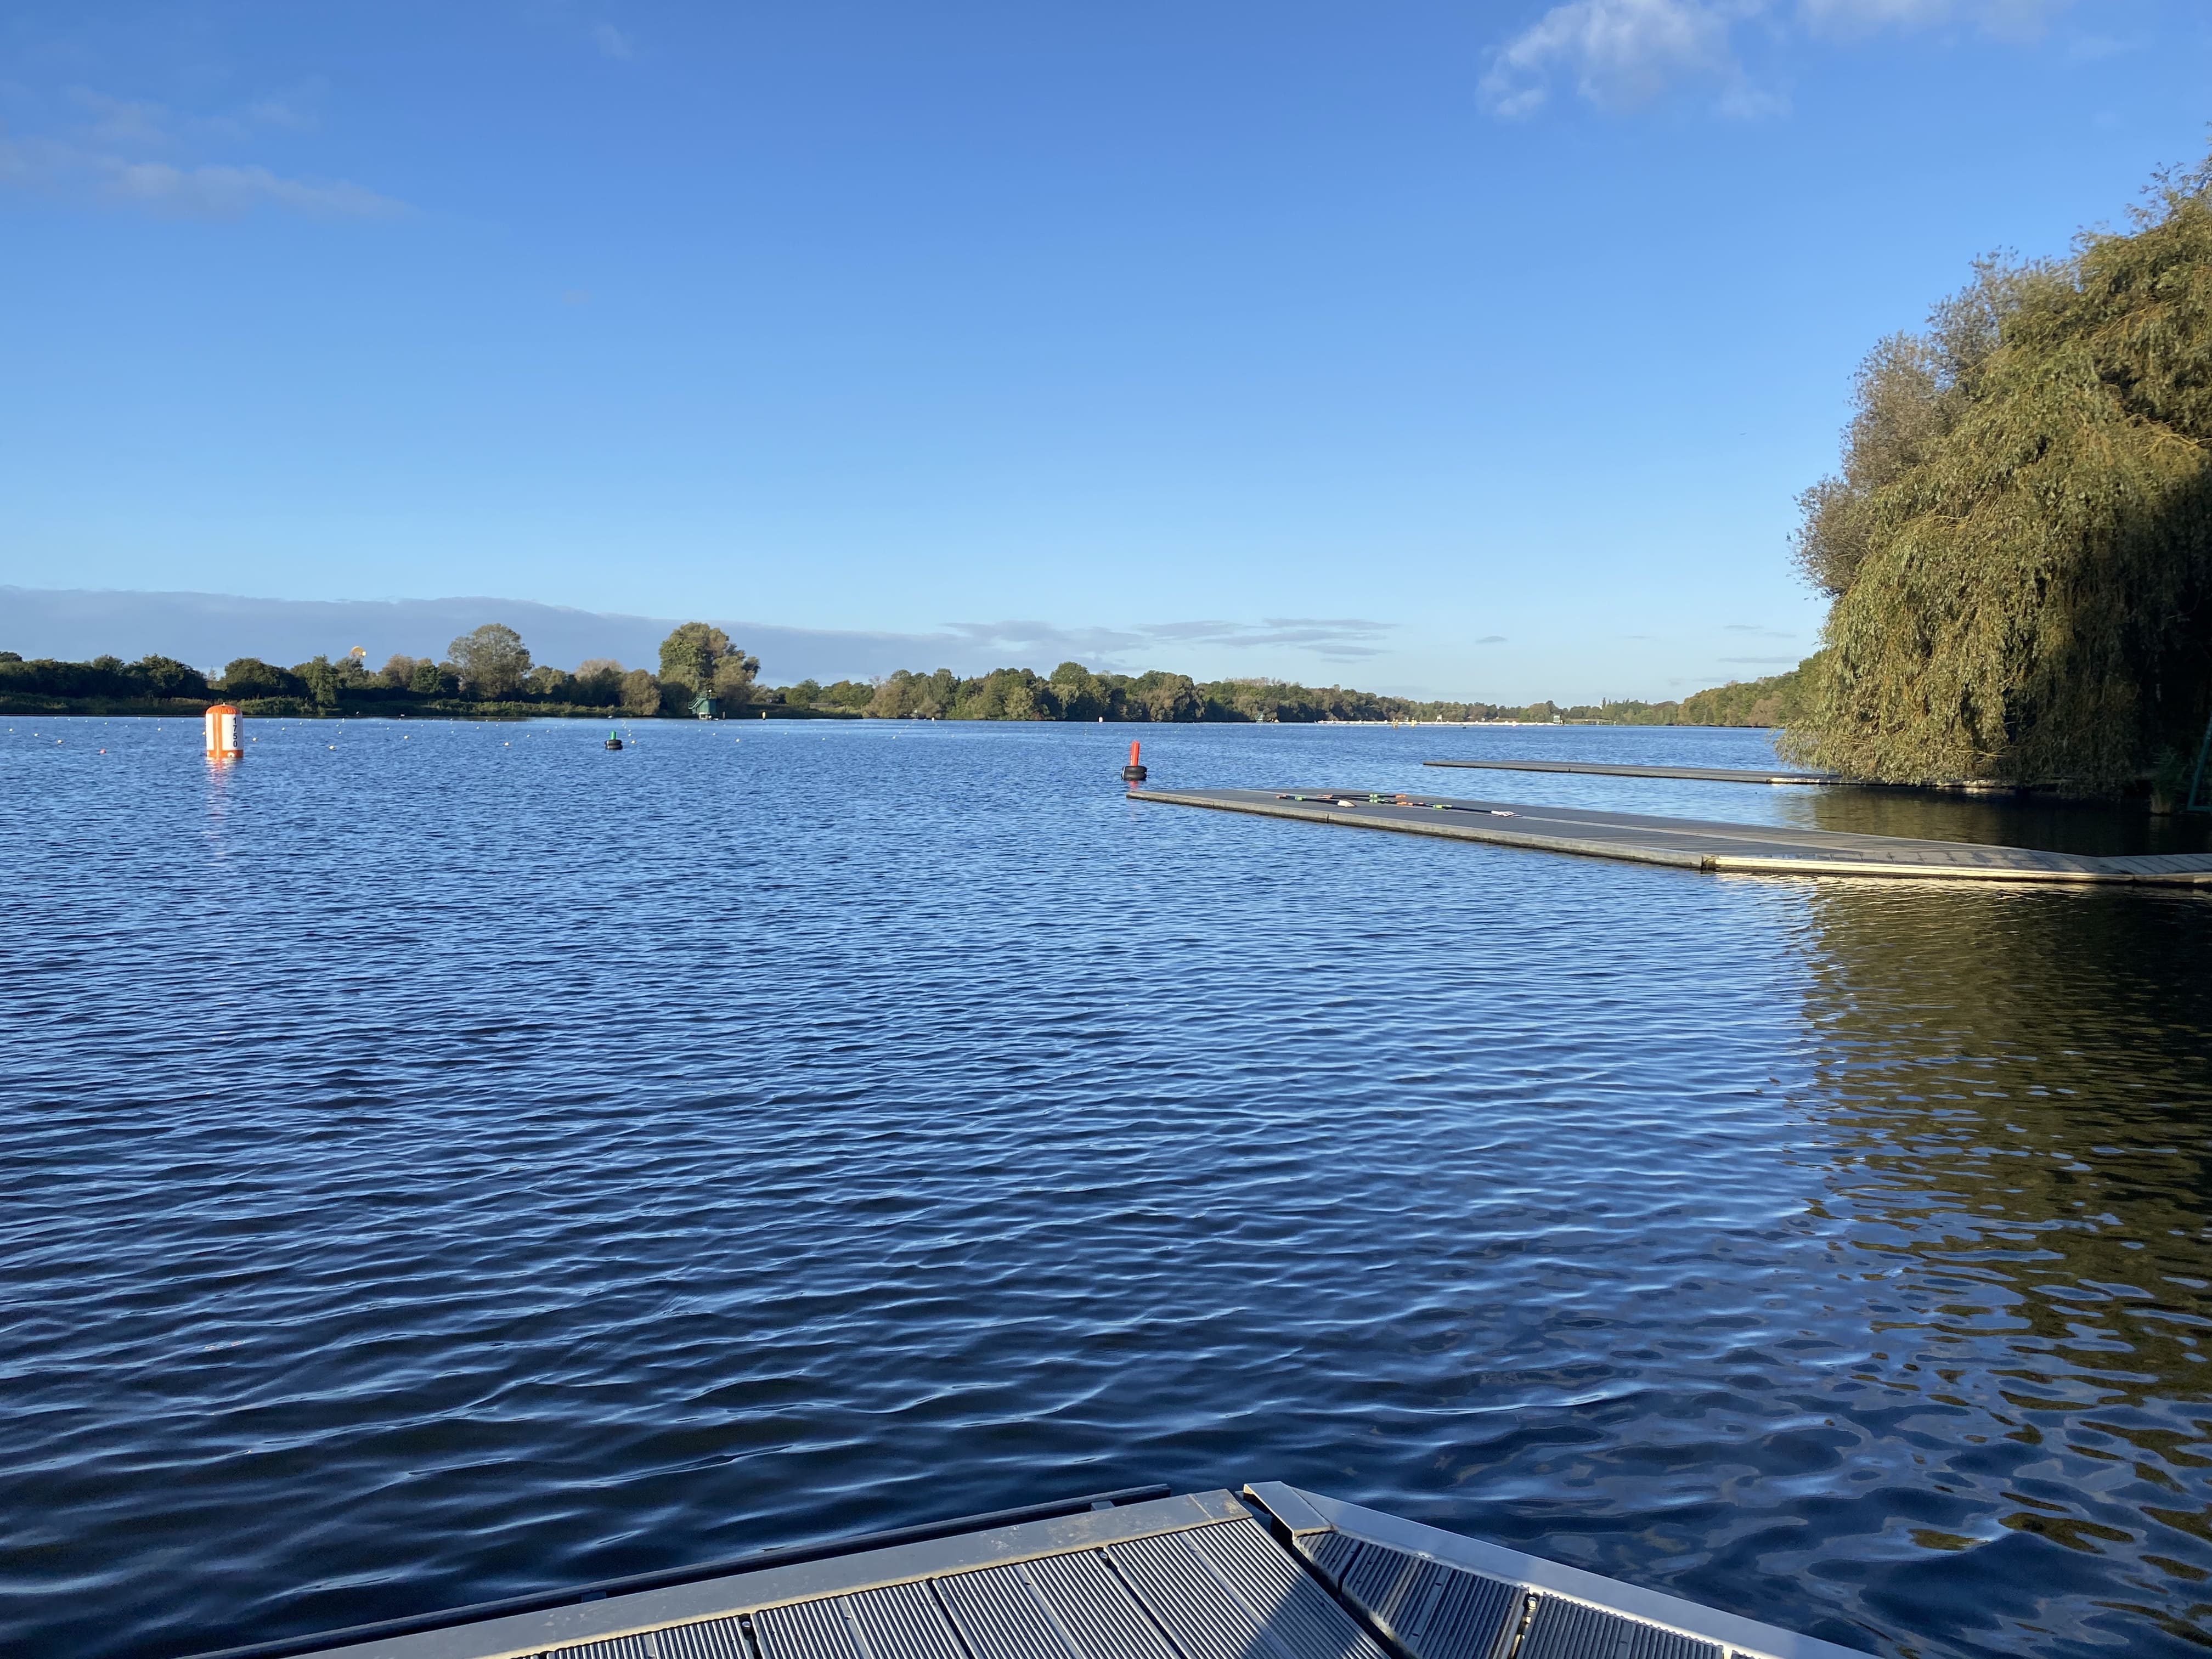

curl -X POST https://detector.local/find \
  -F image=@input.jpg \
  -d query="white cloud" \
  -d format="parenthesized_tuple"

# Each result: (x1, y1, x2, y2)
(593, 23, 635, 60)
(942, 617, 1401, 667)
(108, 160, 403, 218)
(72, 90, 170, 148)
(0, 86, 402, 218)
(1483, 0, 2073, 119)
(1480, 0, 1757, 118)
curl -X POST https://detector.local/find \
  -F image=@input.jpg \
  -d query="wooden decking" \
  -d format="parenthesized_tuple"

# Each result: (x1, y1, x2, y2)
(1128, 787, 2212, 886)
(227, 1484, 1868, 1659)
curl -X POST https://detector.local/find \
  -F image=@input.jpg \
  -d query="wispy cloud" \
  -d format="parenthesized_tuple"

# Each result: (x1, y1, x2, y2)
(592, 24, 636, 60)
(1720, 654, 1801, 663)
(940, 617, 1399, 668)
(1798, 0, 2069, 40)
(1482, 0, 2072, 120)
(1474, 634, 1508, 645)
(1723, 622, 1797, 636)
(110, 160, 400, 217)
(0, 85, 400, 218)
(1481, 0, 1753, 118)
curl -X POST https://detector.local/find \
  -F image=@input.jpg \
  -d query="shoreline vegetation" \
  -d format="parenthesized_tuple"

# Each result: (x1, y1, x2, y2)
(0, 622, 1802, 729)
(1785, 152, 2212, 798)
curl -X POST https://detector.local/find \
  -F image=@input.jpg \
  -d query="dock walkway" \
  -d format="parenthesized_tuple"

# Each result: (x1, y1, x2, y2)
(216, 1484, 1865, 1659)
(1129, 787, 2212, 885)
(1422, 759, 1836, 786)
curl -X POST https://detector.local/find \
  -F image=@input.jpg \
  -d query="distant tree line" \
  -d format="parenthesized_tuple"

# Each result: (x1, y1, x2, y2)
(0, 623, 767, 720)
(0, 623, 1798, 727)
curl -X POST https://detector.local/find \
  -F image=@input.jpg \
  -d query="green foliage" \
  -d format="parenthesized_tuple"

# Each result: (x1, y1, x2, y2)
(620, 668, 661, 715)
(817, 679, 874, 711)
(1677, 660, 1815, 729)
(523, 664, 577, 701)
(0, 653, 214, 701)
(1787, 156, 2212, 790)
(448, 623, 532, 698)
(572, 658, 625, 707)
(131, 656, 210, 698)
(294, 654, 343, 712)
(657, 623, 759, 710)
(219, 657, 304, 698)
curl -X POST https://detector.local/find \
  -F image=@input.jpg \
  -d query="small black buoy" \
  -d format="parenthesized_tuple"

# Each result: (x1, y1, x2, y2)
(1121, 740, 1147, 786)
(605, 731, 623, 751)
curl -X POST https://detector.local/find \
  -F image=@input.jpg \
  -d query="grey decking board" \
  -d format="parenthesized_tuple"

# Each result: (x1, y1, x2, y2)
(1518, 1596, 1722, 1659)
(548, 1637, 659, 1659)
(1108, 1532, 1283, 1659)
(934, 1566, 1077, 1659)
(754, 1599, 861, 1659)
(1414, 1570, 1519, 1659)
(1300, 1533, 1362, 1591)
(1181, 1523, 1388, 1659)
(1423, 760, 1836, 786)
(1310, 1539, 1515, 1659)
(1112, 1525, 1386, 1659)
(1340, 1549, 1436, 1635)
(649, 1622, 750, 1659)
(1129, 787, 2212, 887)
(847, 1583, 968, 1659)
(1025, 1548, 1181, 1659)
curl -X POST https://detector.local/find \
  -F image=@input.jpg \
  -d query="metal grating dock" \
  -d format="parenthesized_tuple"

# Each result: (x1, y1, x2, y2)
(245, 1485, 1868, 1659)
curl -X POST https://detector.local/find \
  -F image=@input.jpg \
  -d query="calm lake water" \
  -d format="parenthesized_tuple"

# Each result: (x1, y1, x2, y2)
(5, 715, 2210, 1659)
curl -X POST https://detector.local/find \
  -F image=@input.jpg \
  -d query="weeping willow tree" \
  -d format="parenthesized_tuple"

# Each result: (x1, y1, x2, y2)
(1782, 156, 2212, 792)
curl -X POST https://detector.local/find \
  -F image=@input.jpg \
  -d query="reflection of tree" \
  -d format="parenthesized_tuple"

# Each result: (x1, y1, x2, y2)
(1779, 786, 2212, 861)
(1789, 881, 2212, 1649)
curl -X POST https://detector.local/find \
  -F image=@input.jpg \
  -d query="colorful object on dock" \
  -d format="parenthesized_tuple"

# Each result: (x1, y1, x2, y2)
(1121, 741, 1147, 787)
(204, 704, 243, 760)
(183, 1483, 1865, 1659)
(1131, 785, 2212, 886)
(1424, 758, 1837, 785)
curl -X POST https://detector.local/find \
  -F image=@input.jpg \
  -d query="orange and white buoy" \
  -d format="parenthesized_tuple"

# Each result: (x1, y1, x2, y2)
(204, 703, 243, 759)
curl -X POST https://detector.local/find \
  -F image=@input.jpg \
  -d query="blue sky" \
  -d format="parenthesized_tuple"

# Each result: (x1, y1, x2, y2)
(2, 2, 2207, 699)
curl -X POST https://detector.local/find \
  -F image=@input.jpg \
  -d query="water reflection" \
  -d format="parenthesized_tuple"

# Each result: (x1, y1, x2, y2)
(1792, 881, 2212, 1654)
(1780, 787, 2212, 859)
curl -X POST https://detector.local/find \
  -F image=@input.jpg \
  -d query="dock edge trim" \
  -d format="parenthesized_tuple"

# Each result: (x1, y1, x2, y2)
(1243, 1484, 1871, 1659)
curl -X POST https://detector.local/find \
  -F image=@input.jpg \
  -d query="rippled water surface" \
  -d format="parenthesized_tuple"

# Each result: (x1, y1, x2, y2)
(5, 716, 2211, 1659)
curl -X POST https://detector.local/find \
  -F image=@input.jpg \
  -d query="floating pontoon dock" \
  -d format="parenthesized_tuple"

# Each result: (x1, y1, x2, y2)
(1422, 760, 1837, 786)
(1129, 787, 2212, 885)
(190, 1483, 1867, 1659)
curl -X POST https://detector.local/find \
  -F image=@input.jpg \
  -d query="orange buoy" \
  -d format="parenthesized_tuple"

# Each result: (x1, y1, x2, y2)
(204, 703, 244, 759)
(1120, 740, 1147, 787)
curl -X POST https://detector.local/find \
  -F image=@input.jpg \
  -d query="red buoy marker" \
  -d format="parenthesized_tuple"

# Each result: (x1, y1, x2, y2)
(1121, 741, 1147, 788)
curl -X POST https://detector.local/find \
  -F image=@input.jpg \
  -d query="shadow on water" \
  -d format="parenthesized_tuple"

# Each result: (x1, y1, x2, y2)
(1779, 787, 2212, 858)
(1782, 879, 2212, 1656)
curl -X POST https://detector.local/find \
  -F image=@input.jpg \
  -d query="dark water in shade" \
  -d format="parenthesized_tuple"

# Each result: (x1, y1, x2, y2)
(4, 715, 2211, 1659)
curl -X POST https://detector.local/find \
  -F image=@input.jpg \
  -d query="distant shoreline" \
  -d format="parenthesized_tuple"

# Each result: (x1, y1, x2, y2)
(6, 703, 1776, 732)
